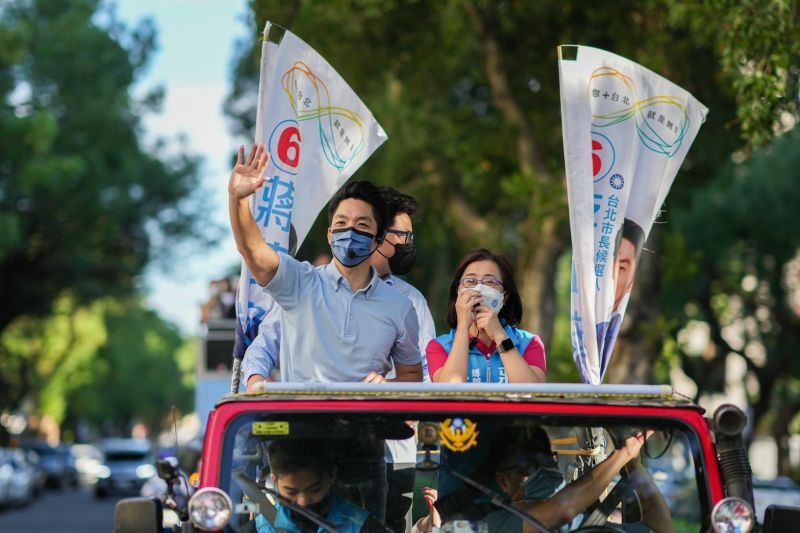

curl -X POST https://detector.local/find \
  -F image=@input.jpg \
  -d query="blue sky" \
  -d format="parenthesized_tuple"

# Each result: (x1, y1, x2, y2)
(113, 0, 251, 334)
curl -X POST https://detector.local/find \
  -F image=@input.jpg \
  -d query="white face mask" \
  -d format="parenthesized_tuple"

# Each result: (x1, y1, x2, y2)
(460, 283, 505, 315)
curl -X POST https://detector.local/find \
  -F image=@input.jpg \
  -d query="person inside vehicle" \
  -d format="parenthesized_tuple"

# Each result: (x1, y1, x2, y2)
(229, 143, 423, 385)
(486, 427, 674, 533)
(426, 248, 546, 383)
(256, 440, 388, 533)
(411, 487, 441, 533)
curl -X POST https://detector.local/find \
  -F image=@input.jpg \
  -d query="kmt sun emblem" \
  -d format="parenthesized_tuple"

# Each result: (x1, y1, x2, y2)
(438, 417, 479, 453)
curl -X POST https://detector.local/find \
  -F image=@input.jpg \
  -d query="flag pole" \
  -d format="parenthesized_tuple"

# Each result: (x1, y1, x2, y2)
(231, 20, 275, 395)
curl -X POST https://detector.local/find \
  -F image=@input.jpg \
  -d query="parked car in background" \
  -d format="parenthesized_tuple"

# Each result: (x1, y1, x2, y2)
(22, 449, 47, 495)
(71, 443, 102, 484)
(0, 449, 13, 507)
(95, 438, 155, 499)
(4, 449, 35, 506)
(21, 440, 73, 489)
(59, 444, 79, 487)
(753, 476, 800, 523)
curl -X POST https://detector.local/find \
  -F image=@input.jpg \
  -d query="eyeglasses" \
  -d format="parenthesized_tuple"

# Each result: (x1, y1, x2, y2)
(459, 276, 504, 289)
(385, 229, 414, 244)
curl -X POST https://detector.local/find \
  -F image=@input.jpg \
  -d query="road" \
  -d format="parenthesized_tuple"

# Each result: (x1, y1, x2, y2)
(0, 486, 119, 533)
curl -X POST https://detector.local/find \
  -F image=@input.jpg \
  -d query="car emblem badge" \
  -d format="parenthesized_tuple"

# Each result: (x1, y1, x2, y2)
(439, 417, 479, 453)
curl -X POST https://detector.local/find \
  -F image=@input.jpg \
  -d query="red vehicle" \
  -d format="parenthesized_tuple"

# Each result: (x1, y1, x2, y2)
(115, 383, 797, 532)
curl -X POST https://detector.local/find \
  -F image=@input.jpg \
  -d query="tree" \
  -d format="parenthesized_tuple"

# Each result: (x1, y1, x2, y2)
(227, 0, 740, 374)
(0, 295, 193, 442)
(662, 127, 800, 474)
(0, 0, 212, 336)
(62, 298, 194, 438)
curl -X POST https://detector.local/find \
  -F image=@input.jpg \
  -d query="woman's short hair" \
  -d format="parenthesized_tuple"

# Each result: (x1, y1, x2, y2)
(445, 248, 523, 329)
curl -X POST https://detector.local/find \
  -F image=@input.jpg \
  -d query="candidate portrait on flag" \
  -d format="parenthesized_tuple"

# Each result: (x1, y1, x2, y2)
(559, 45, 708, 385)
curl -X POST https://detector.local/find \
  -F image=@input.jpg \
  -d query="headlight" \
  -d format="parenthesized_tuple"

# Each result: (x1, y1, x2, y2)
(95, 465, 111, 479)
(711, 497, 755, 533)
(136, 464, 156, 479)
(188, 487, 232, 531)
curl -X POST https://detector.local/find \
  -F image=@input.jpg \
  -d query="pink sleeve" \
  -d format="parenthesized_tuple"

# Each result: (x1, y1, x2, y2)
(425, 339, 449, 380)
(522, 336, 547, 375)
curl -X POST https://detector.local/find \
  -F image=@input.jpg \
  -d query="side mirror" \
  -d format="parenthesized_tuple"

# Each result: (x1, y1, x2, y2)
(157, 458, 180, 484)
(114, 497, 163, 533)
(763, 504, 800, 533)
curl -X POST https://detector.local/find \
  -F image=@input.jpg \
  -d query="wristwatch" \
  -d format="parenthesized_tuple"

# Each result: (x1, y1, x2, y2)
(497, 337, 515, 353)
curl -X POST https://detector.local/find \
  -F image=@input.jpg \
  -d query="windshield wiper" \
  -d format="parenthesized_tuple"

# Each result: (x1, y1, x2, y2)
(451, 471, 552, 533)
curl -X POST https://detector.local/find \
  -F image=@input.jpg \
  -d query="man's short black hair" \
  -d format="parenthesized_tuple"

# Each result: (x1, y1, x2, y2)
(327, 180, 388, 240)
(378, 186, 419, 221)
(268, 440, 334, 478)
(613, 218, 646, 260)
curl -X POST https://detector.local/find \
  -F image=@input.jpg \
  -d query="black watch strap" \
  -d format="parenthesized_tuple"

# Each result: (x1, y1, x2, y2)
(497, 337, 515, 353)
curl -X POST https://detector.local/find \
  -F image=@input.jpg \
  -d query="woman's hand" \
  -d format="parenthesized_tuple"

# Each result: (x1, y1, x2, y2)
(228, 143, 270, 201)
(455, 288, 482, 329)
(474, 305, 506, 343)
(422, 487, 441, 528)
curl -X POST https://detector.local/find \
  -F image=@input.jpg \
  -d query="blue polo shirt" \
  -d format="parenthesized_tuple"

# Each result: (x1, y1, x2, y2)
(265, 253, 421, 382)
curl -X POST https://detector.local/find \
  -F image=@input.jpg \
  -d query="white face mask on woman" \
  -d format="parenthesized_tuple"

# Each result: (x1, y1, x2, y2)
(460, 283, 505, 315)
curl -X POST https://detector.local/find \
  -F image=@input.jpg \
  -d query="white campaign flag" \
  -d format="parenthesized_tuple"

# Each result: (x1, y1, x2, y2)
(231, 23, 387, 390)
(558, 45, 707, 384)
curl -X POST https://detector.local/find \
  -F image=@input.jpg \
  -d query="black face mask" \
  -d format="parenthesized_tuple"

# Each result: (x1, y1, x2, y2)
(387, 243, 417, 275)
(289, 492, 331, 532)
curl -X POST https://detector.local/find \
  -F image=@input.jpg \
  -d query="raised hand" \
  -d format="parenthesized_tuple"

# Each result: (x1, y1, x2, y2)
(228, 143, 270, 201)
(623, 430, 654, 460)
(455, 288, 481, 329)
(474, 305, 506, 343)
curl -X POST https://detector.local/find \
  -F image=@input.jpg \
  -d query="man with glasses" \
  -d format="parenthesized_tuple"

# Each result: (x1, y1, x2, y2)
(370, 187, 437, 533)
(372, 187, 436, 382)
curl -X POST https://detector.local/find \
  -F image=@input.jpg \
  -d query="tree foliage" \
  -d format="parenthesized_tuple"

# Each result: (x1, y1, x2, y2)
(0, 296, 193, 442)
(227, 0, 743, 374)
(662, 127, 800, 472)
(0, 0, 211, 334)
(63, 298, 194, 438)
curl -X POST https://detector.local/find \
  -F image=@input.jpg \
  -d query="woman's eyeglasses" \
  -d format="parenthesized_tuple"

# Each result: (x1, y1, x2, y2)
(459, 276, 504, 289)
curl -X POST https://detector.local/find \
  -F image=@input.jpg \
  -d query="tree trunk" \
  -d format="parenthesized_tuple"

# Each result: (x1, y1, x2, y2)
(518, 214, 566, 348)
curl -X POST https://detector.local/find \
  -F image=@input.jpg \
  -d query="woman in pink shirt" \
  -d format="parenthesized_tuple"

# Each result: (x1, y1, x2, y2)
(426, 248, 546, 383)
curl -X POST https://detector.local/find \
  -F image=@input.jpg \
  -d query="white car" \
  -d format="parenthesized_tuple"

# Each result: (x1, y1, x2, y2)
(6, 449, 35, 506)
(0, 449, 13, 507)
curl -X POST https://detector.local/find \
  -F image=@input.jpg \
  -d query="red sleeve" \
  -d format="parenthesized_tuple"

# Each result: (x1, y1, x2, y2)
(522, 336, 546, 375)
(425, 339, 449, 380)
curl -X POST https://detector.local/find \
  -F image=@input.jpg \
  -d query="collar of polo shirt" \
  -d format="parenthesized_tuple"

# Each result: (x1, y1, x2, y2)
(324, 261, 379, 296)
